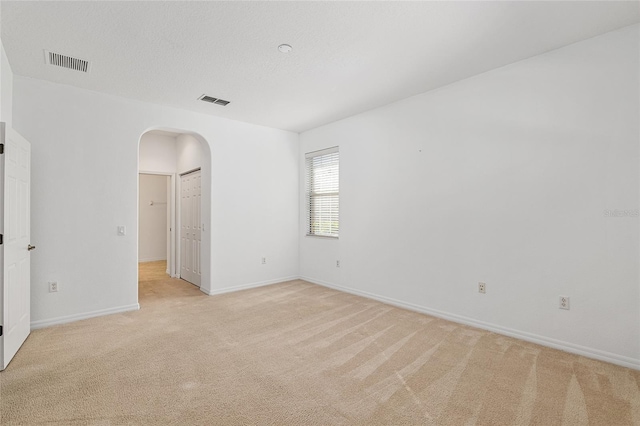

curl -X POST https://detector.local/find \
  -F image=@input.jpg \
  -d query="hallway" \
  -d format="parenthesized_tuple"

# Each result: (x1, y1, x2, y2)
(138, 260, 204, 306)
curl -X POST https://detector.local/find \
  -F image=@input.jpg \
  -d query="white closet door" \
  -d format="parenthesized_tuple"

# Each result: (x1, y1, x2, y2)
(180, 170, 201, 287)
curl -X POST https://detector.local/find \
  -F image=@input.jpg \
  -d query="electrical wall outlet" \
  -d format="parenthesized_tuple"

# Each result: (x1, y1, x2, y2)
(336, 260, 340, 268)
(478, 282, 486, 294)
(261, 257, 266, 265)
(48, 281, 58, 293)
(559, 296, 570, 310)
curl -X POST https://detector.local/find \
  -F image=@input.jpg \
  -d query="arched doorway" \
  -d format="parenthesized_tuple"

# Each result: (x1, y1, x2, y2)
(137, 128, 212, 295)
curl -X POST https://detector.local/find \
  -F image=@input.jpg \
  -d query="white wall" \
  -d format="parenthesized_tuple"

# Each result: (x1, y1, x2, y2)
(13, 76, 300, 327)
(299, 24, 640, 368)
(177, 134, 203, 174)
(0, 41, 13, 126)
(139, 133, 177, 173)
(138, 174, 169, 262)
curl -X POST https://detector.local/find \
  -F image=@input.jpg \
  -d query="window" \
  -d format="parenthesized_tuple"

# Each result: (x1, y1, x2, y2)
(306, 147, 339, 238)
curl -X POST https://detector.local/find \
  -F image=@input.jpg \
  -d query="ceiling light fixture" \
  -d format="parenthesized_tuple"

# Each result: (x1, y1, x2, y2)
(278, 44, 292, 53)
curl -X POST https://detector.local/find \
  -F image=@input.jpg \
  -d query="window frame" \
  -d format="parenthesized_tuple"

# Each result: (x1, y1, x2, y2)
(305, 146, 339, 239)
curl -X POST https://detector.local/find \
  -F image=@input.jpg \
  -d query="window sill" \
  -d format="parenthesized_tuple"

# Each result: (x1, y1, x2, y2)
(306, 234, 339, 240)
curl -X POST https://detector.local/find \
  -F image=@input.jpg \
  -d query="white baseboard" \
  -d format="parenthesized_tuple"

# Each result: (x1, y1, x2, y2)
(31, 304, 140, 330)
(301, 276, 640, 371)
(138, 257, 167, 263)
(204, 276, 300, 296)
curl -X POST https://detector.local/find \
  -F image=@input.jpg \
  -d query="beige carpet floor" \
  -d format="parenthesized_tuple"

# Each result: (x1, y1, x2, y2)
(1, 261, 639, 425)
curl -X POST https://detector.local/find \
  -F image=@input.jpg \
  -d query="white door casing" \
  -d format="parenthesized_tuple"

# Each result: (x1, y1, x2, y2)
(1, 124, 31, 370)
(180, 169, 201, 287)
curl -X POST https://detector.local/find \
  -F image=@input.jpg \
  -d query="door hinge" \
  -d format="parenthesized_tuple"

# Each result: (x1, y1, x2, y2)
(0, 143, 4, 154)
(0, 326, 3, 336)
(0, 234, 3, 245)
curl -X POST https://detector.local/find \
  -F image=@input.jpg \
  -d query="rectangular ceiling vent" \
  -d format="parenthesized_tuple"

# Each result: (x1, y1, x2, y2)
(198, 95, 230, 106)
(44, 50, 90, 73)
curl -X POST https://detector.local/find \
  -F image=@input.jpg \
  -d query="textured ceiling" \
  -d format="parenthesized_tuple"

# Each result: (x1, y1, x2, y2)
(1, 1, 638, 133)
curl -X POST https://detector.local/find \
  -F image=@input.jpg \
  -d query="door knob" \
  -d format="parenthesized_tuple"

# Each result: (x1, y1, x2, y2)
(27, 245, 36, 251)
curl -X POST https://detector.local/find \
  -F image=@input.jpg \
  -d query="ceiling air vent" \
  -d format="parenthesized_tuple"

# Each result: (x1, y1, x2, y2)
(44, 50, 90, 73)
(198, 95, 230, 106)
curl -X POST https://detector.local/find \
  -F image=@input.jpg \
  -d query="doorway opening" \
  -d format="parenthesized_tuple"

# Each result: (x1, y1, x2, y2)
(138, 172, 172, 273)
(137, 129, 212, 297)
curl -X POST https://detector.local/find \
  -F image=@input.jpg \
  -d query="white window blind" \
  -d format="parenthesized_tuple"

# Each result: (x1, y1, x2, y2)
(306, 147, 339, 238)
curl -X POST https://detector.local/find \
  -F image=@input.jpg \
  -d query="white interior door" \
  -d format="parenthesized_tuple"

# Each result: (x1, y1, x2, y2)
(1, 124, 32, 370)
(180, 170, 201, 287)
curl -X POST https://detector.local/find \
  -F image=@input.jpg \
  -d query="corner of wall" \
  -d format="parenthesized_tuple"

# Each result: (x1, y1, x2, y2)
(0, 38, 14, 126)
